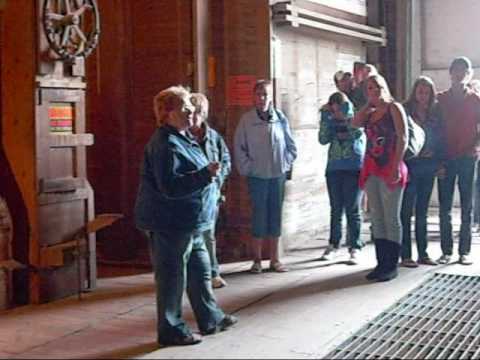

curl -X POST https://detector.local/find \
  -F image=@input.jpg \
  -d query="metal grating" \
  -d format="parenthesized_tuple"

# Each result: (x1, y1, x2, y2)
(326, 273, 480, 359)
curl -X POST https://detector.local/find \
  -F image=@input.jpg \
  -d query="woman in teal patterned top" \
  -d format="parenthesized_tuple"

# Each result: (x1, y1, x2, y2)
(318, 92, 366, 263)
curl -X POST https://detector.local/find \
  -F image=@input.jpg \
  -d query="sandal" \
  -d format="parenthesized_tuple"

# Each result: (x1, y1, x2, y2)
(400, 258, 419, 268)
(250, 261, 262, 274)
(269, 261, 289, 273)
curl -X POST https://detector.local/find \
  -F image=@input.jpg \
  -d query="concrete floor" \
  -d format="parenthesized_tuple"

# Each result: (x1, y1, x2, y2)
(1, 214, 480, 359)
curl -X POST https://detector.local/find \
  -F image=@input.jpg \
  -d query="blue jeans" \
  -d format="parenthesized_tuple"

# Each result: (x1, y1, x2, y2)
(438, 157, 476, 256)
(149, 231, 225, 342)
(474, 162, 480, 224)
(364, 176, 404, 244)
(203, 212, 220, 278)
(401, 163, 436, 260)
(247, 175, 286, 238)
(326, 170, 363, 249)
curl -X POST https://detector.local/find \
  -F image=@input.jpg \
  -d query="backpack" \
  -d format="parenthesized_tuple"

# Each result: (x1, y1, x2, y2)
(404, 113, 426, 160)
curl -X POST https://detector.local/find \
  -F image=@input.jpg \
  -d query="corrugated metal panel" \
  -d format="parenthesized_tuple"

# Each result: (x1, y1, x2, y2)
(326, 273, 480, 359)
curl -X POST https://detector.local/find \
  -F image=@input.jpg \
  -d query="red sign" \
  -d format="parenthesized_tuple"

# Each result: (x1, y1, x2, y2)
(227, 75, 256, 106)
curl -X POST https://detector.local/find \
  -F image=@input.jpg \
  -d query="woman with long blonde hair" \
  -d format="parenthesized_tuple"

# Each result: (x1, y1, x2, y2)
(352, 74, 409, 281)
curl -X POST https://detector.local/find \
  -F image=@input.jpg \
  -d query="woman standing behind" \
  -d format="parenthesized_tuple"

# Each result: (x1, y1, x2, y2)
(318, 92, 366, 264)
(234, 79, 297, 274)
(352, 74, 409, 282)
(400, 77, 442, 267)
(190, 93, 231, 288)
(134, 86, 237, 347)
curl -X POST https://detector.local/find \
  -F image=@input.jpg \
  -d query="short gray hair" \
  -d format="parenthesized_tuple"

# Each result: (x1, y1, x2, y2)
(153, 85, 190, 127)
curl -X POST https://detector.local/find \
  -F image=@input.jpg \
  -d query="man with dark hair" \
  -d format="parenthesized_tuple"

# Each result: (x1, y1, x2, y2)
(437, 56, 480, 265)
(333, 70, 353, 94)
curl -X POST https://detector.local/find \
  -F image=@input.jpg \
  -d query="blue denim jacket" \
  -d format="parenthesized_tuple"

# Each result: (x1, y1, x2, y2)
(192, 123, 231, 201)
(134, 125, 217, 233)
(234, 108, 297, 179)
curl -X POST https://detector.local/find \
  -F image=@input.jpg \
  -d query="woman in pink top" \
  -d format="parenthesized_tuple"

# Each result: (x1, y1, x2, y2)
(352, 74, 408, 282)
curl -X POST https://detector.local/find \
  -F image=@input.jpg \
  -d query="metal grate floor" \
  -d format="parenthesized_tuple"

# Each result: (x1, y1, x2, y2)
(326, 273, 480, 359)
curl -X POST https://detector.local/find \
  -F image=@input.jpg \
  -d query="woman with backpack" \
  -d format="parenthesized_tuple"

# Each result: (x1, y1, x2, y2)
(400, 76, 443, 267)
(318, 92, 366, 264)
(352, 74, 409, 282)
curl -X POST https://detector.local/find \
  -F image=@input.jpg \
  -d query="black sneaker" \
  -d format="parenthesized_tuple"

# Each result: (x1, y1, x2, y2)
(158, 333, 202, 347)
(202, 315, 238, 335)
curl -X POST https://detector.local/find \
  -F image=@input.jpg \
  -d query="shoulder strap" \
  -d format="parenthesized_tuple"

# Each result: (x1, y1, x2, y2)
(274, 108, 288, 129)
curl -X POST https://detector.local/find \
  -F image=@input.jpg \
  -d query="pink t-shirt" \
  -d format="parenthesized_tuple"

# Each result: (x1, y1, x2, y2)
(359, 105, 408, 190)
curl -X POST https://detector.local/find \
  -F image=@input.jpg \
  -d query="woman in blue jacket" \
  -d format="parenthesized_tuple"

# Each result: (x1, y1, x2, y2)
(318, 92, 366, 264)
(190, 93, 231, 289)
(134, 86, 237, 347)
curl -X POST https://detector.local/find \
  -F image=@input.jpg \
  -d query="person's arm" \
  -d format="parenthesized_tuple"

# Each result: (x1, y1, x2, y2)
(151, 142, 213, 198)
(233, 116, 252, 176)
(352, 103, 374, 128)
(471, 94, 480, 155)
(318, 110, 334, 145)
(339, 102, 362, 140)
(389, 102, 408, 181)
(280, 112, 297, 166)
(216, 133, 231, 188)
(432, 102, 448, 178)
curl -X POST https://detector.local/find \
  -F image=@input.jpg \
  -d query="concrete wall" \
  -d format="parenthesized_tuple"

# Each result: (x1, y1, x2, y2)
(419, 0, 480, 90)
(409, 0, 480, 206)
(273, 11, 366, 250)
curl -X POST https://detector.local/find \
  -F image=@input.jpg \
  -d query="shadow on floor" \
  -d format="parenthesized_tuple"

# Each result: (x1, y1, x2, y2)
(87, 342, 160, 359)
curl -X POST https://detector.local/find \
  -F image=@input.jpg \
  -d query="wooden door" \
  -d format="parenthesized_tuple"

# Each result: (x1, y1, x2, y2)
(87, 0, 195, 263)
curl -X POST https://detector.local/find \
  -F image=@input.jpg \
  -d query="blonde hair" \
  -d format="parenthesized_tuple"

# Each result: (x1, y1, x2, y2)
(153, 85, 190, 126)
(190, 93, 209, 119)
(365, 64, 378, 77)
(367, 74, 393, 102)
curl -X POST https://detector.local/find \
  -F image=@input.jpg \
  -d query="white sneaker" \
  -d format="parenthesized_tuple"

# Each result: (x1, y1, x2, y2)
(437, 254, 451, 264)
(320, 245, 339, 261)
(459, 255, 473, 265)
(348, 249, 359, 265)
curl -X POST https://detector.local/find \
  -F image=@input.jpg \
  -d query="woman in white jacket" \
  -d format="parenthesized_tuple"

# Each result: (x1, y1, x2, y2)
(234, 79, 297, 274)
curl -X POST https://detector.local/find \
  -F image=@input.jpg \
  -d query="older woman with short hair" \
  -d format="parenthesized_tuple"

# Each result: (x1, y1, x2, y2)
(134, 86, 237, 347)
(190, 93, 231, 288)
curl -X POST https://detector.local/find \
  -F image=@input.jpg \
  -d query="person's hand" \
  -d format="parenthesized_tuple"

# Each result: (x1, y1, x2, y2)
(365, 102, 376, 115)
(321, 103, 331, 112)
(333, 110, 345, 120)
(207, 162, 220, 178)
(422, 149, 433, 158)
(436, 165, 446, 179)
(387, 167, 401, 184)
